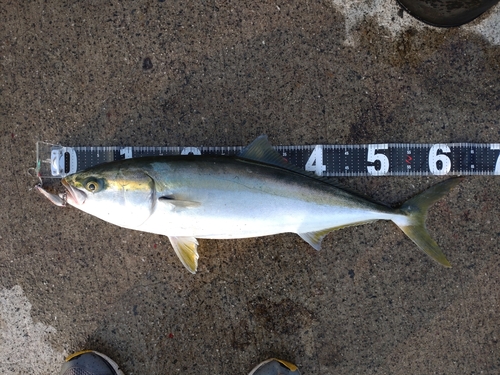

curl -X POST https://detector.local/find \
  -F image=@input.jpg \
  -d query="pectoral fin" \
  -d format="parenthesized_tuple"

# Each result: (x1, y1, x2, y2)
(168, 236, 199, 273)
(159, 196, 201, 209)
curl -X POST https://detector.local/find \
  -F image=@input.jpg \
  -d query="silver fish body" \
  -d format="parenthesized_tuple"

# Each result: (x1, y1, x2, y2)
(39, 136, 463, 273)
(125, 157, 398, 238)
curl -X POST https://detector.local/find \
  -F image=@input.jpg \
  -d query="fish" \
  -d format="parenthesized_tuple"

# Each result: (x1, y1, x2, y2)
(36, 136, 463, 273)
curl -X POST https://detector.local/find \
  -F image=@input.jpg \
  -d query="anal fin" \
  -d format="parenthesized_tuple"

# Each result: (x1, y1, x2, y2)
(298, 221, 377, 251)
(168, 236, 199, 273)
(298, 229, 333, 251)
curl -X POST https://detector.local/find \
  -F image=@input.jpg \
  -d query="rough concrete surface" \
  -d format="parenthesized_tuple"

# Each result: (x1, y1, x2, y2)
(1, 1, 499, 374)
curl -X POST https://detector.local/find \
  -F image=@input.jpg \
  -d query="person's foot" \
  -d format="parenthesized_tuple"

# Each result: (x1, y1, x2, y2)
(59, 350, 124, 375)
(248, 358, 301, 375)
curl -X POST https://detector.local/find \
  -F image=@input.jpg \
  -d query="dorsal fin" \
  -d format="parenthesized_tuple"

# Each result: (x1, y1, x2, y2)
(238, 135, 290, 168)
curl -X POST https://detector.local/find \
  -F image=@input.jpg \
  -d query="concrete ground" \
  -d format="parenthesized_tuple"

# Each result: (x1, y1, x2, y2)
(1, 1, 500, 374)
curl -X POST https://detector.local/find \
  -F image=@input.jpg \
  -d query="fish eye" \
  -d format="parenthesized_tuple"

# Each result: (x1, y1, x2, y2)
(84, 179, 102, 192)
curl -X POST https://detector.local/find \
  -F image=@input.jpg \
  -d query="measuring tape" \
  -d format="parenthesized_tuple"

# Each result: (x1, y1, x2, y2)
(36, 141, 500, 178)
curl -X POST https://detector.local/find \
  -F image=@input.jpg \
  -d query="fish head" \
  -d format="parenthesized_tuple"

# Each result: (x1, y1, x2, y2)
(62, 164, 157, 228)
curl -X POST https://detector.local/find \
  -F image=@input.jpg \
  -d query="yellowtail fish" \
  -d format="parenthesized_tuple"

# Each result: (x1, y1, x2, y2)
(37, 136, 463, 273)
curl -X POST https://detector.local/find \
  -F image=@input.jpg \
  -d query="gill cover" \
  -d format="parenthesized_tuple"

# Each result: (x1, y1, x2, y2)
(63, 167, 158, 229)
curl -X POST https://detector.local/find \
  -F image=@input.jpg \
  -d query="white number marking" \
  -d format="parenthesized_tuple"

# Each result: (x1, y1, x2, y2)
(428, 144, 451, 175)
(367, 144, 389, 176)
(181, 147, 202, 155)
(305, 145, 326, 176)
(492, 144, 500, 175)
(120, 147, 133, 159)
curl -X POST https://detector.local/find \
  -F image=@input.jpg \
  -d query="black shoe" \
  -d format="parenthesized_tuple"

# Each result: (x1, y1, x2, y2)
(59, 350, 124, 375)
(397, 0, 499, 27)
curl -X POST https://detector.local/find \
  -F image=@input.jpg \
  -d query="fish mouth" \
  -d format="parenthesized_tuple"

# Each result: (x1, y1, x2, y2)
(35, 184, 66, 207)
(61, 178, 87, 206)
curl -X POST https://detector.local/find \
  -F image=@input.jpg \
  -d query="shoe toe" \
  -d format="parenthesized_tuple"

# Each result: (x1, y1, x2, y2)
(60, 351, 122, 375)
(249, 358, 301, 375)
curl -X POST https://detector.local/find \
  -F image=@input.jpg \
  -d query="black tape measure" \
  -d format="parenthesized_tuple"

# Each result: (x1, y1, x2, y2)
(36, 142, 500, 178)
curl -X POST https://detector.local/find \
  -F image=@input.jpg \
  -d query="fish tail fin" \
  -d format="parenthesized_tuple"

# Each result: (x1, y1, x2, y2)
(394, 177, 464, 267)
